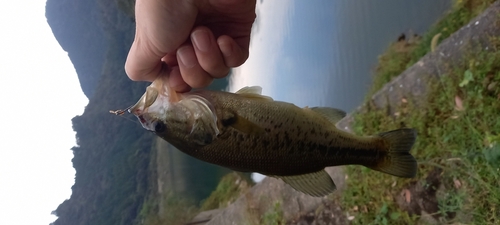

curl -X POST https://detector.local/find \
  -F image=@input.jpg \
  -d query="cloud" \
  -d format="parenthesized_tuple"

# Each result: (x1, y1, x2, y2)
(229, 0, 295, 96)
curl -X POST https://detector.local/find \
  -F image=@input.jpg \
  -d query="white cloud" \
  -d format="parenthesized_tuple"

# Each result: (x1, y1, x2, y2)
(229, 0, 295, 96)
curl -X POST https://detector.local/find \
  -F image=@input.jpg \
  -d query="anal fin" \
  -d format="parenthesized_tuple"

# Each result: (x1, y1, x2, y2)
(274, 170, 336, 197)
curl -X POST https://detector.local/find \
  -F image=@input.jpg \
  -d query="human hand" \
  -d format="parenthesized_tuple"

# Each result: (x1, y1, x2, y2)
(125, 0, 256, 92)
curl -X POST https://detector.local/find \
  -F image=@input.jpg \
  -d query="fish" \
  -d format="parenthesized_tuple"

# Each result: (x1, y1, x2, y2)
(127, 76, 417, 197)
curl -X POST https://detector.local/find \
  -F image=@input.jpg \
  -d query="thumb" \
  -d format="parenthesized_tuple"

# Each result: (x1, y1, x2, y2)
(125, 0, 197, 81)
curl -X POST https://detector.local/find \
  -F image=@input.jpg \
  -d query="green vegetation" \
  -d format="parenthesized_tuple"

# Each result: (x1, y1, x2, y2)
(135, 140, 204, 225)
(369, 0, 497, 96)
(139, 191, 199, 225)
(369, 37, 419, 97)
(136, 172, 252, 225)
(408, 0, 496, 65)
(261, 201, 285, 225)
(342, 0, 500, 224)
(48, 0, 499, 224)
(48, 0, 233, 224)
(52, 30, 154, 225)
(48, 0, 154, 224)
(45, 0, 108, 97)
(201, 172, 254, 211)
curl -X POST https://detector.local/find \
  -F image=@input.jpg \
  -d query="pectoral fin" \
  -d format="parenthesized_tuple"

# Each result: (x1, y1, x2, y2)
(235, 86, 273, 101)
(222, 112, 266, 135)
(275, 170, 336, 197)
(309, 107, 346, 124)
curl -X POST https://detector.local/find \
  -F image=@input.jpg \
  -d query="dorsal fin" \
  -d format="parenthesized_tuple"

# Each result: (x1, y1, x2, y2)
(309, 107, 346, 124)
(236, 86, 263, 94)
(235, 86, 273, 101)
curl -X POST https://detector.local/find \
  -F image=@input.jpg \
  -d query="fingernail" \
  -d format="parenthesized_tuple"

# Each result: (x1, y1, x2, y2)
(218, 39, 233, 57)
(192, 30, 211, 52)
(178, 46, 196, 68)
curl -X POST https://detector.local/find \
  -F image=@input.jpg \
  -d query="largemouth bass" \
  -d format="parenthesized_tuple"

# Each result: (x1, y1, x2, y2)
(128, 76, 417, 197)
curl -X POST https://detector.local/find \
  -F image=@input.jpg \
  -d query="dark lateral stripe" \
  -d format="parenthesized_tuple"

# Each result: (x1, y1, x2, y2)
(320, 144, 383, 166)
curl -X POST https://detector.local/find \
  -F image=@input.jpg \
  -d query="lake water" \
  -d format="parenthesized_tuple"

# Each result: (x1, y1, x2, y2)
(164, 0, 452, 202)
(231, 0, 451, 111)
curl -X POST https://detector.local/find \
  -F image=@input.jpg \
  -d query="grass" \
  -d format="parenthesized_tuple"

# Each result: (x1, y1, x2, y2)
(261, 201, 285, 225)
(341, 0, 500, 224)
(368, 0, 497, 96)
(138, 1, 499, 224)
(369, 36, 420, 97)
(138, 171, 252, 225)
(137, 141, 200, 225)
(139, 191, 199, 225)
(200, 172, 254, 211)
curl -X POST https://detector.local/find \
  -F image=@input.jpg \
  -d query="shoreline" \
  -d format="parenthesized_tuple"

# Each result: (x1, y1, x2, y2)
(202, 1, 500, 224)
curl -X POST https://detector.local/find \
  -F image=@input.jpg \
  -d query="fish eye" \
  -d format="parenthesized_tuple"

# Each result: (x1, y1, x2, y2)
(154, 121, 166, 133)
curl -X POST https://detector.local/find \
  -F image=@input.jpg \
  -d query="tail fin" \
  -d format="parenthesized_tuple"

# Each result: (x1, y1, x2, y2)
(369, 128, 417, 178)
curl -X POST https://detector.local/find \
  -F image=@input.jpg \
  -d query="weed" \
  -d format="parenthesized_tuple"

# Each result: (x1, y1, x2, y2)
(200, 172, 253, 211)
(344, 42, 500, 224)
(261, 201, 285, 225)
(342, 0, 500, 224)
(368, 0, 497, 96)
(139, 191, 198, 225)
(371, 203, 403, 225)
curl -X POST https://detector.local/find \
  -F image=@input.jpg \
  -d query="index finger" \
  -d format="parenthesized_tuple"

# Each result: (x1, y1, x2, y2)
(125, 40, 166, 82)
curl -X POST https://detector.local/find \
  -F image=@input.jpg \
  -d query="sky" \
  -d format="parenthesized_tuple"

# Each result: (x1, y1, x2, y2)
(232, 0, 295, 183)
(0, 1, 88, 224)
(232, 0, 451, 112)
(230, 0, 293, 96)
(0, 1, 295, 223)
(232, 0, 450, 182)
(0, 0, 452, 223)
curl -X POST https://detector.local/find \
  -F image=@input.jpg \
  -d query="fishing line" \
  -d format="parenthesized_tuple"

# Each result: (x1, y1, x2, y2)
(109, 106, 142, 127)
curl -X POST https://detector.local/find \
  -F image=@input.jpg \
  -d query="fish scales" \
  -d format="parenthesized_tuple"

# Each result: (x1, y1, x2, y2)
(127, 78, 417, 197)
(178, 91, 383, 176)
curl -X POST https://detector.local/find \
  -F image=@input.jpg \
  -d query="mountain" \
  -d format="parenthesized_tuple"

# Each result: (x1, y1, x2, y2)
(46, 0, 230, 224)
(46, 0, 103, 98)
(46, 0, 153, 224)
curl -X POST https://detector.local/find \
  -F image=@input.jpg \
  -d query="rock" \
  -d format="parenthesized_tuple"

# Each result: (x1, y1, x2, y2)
(204, 1, 500, 224)
(187, 209, 224, 225)
(205, 167, 345, 225)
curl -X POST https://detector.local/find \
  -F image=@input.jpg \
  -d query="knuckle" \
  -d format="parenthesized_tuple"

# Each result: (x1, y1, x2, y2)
(206, 64, 230, 78)
(198, 56, 229, 78)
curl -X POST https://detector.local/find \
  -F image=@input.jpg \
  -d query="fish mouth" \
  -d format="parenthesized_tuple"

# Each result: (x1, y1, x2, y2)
(129, 86, 160, 116)
(136, 114, 160, 132)
(128, 75, 178, 130)
(129, 75, 179, 115)
(129, 91, 165, 131)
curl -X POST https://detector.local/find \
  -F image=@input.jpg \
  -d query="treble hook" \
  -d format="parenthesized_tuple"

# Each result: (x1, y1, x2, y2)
(109, 104, 133, 116)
